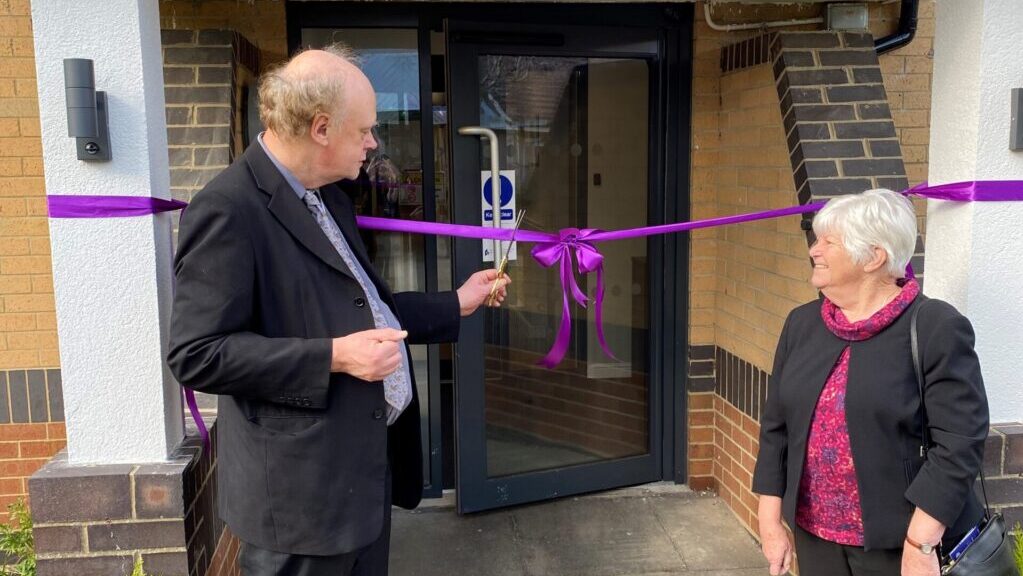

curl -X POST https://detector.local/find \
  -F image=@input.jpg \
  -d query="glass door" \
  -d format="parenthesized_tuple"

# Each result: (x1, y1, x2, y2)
(447, 21, 665, 513)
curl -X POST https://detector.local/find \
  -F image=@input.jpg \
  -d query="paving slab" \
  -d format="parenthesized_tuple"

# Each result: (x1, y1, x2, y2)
(390, 484, 766, 576)
(652, 496, 767, 572)
(390, 507, 527, 576)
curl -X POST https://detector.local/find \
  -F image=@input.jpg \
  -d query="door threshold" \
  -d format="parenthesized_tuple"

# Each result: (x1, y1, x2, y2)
(415, 481, 692, 511)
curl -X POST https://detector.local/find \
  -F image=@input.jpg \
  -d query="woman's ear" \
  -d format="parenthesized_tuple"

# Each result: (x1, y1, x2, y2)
(862, 245, 889, 274)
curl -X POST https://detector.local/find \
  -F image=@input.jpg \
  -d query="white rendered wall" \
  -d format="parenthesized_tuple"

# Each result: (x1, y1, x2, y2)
(32, 0, 182, 463)
(926, 0, 1023, 423)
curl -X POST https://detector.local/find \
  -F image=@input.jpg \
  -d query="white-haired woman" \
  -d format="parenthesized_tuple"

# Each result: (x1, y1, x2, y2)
(753, 189, 989, 576)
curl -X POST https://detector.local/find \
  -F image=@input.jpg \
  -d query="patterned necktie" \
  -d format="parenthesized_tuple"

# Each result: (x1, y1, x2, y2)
(302, 189, 411, 424)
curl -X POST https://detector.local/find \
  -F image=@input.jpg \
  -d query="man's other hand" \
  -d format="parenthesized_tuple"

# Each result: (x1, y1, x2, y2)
(331, 328, 407, 381)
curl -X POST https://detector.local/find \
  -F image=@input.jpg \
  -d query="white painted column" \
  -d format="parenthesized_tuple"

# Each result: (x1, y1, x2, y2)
(32, 0, 182, 463)
(925, 0, 1023, 422)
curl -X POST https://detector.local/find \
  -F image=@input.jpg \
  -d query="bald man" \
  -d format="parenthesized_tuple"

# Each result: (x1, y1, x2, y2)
(167, 46, 508, 576)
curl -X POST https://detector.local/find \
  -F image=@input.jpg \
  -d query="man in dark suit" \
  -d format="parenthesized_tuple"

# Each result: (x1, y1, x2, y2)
(167, 46, 508, 576)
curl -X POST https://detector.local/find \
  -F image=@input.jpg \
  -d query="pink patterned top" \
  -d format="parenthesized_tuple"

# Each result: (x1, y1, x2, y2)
(795, 279, 920, 545)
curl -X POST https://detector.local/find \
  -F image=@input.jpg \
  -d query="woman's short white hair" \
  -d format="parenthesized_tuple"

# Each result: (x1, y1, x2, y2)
(812, 188, 917, 278)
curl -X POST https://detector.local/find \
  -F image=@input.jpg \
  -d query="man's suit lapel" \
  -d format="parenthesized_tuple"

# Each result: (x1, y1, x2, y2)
(243, 144, 355, 280)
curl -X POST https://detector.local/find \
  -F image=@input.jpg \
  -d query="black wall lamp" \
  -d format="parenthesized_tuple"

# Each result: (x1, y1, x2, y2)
(63, 58, 111, 162)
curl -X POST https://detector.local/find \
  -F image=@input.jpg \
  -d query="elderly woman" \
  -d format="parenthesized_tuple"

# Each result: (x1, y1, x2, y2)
(753, 189, 989, 576)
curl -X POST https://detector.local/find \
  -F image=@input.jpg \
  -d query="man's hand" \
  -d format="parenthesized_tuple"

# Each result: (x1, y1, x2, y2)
(456, 269, 511, 317)
(331, 328, 407, 381)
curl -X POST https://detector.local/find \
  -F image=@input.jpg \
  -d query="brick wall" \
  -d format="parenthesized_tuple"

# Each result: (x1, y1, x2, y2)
(0, 368, 64, 521)
(0, 0, 69, 526)
(686, 0, 935, 379)
(870, 0, 935, 188)
(985, 425, 1023, 530)
(0, 0, 57, 372)
(714, 60, 817, 371)
(206, 527, 240, 576)
(871, 1, 936, 236)
(686, 0, 945, 538)
(159, 0, 287, 73)
(163, 29, 259, 209)
(712, 347, 771, 534)
(0, 422, 63, 519)
(29, 420, 226, 576)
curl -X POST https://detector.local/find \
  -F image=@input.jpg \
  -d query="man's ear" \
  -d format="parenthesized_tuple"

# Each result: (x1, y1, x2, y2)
(309, 113, 331, 145)
(862, 245, 889, 274)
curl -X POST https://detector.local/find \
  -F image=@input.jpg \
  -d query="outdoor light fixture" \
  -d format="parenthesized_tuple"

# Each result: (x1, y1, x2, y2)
(826, 3, 869, 32)
(63, 58, 111, 162)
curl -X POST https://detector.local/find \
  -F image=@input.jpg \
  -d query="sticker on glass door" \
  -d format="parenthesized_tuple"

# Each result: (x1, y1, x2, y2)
(481, 170, 517, 262)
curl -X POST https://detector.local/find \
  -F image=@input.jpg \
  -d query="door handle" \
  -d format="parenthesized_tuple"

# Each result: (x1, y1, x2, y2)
(457, 126, 504, 264)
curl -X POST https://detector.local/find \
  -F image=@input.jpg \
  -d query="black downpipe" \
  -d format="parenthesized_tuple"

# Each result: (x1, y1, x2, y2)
(875, 0, 919, 54)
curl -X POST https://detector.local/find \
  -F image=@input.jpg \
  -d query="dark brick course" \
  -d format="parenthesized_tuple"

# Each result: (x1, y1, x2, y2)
(834, 121, 897, 139)
(827, 84, 887, 103)
(87, 520, 186, 551)
(30, 457, 134, 523)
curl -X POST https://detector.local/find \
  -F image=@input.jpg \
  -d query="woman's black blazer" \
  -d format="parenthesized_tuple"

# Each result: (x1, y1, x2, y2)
(752, 294, 988, 550)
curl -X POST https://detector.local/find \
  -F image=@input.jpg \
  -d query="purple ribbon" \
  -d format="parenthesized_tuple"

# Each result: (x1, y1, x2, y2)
(905, 179, 1023, 202)
(183, 387, 208, 448)
(47, 195, 187, 218)
(44, 180, 1023, 437)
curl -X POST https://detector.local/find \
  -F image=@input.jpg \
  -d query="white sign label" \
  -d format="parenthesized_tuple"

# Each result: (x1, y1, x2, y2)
(481, 170, 517, 263)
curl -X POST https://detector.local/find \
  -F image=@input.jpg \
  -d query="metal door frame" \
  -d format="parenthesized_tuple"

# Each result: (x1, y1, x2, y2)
(285, 2, 693, 507)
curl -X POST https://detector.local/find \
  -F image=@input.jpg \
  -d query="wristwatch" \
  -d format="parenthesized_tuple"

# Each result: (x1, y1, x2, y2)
(905, 535, 938, 555)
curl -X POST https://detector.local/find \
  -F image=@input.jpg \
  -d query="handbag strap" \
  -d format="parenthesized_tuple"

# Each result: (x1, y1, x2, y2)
(909, 297, 992, 516)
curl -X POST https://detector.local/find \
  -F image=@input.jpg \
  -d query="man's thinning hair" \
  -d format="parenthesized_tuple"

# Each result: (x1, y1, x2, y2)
(258, 43, 359, 139)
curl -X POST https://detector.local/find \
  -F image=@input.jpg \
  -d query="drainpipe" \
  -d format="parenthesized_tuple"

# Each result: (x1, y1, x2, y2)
(875, 0, 919, 54)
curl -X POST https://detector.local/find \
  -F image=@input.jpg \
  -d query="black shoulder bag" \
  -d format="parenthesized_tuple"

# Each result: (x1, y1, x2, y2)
(910, 299, 1018, 576)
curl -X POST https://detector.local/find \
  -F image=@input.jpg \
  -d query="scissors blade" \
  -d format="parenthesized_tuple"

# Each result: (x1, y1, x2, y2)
(487, 209, 525, 304)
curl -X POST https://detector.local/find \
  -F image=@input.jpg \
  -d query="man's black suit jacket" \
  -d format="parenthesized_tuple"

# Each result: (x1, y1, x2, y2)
(752, 295, 988, 550)
(167, 143, 460, 556)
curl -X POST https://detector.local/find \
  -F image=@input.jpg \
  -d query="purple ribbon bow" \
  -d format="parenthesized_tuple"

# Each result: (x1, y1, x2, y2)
(530, 228, 616, 369)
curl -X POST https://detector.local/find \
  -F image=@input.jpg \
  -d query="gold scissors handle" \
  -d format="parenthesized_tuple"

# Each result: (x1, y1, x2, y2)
(487, 209, 525, 306)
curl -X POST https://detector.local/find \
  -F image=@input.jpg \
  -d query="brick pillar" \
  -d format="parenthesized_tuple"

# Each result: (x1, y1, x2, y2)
(769, 31, 925, 275)
(984, 425, 1023, 529)
(687, 345, 716, 491)
(30, 425, 230, 576)
(161, 29, 260, 207)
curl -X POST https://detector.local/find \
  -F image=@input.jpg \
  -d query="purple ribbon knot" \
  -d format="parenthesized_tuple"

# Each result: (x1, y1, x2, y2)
(531, 228, 616, 369)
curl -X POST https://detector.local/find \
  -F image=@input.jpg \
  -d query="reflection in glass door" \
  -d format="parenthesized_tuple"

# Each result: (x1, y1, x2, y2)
(478, 56, 651, 478)
(448, 23, 663, 513)
(300, 27, 441, 486)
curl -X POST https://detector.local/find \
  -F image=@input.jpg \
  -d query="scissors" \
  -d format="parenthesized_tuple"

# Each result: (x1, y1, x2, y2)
(487, 209, 525, 306)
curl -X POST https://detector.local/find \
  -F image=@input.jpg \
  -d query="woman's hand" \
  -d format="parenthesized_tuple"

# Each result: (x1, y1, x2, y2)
(903, 508, 944, 576)
(760, 520, 793, 575)
(901, 542, 940, 576)
(758, 496, 792, 575)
